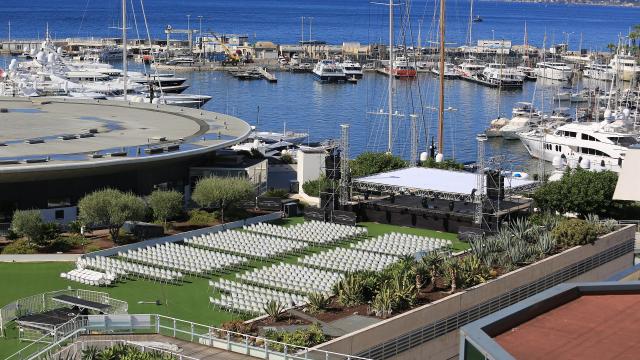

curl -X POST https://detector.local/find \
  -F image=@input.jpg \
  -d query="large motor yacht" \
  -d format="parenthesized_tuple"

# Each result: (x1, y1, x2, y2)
(480, 63, 524, 88)
(608, 54, 640, 82)
(583, 63, 614, 81)
(455, 58, 485, 78)
(534, 62, 573, 81)
(518, 118, 638, 172)
(339, 59, 364, 79)
(312, 60, 347, 83)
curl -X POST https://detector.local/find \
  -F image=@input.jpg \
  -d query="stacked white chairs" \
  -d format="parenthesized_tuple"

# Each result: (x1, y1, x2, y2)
(61, 268, 115, 286)
(77, 256, 183, 283)
(299, 248, 399, 272)
(244, 221, 367, 245)
(238, 263, 343, 296)
(210, 279, 307, 315)
(119, 243, 247, 275)
(185, 230, 306, 259)
(351, 232, 452, 256)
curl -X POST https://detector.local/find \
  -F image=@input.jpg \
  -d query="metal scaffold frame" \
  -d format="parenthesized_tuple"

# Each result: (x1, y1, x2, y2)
(339, 124, 351, 205)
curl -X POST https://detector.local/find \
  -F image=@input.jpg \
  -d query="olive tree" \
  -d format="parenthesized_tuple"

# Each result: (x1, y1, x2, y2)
(78, 189, 146, 243)
(10, 209, 44, 245)
(148, 189, 183, 228)
(191, 176, 254, 223)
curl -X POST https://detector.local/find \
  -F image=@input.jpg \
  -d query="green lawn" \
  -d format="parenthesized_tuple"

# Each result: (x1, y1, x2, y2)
(0, 218, 461, 358)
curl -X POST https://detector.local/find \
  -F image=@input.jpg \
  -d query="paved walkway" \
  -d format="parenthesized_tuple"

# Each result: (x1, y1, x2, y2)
(0, 254, 81, 262)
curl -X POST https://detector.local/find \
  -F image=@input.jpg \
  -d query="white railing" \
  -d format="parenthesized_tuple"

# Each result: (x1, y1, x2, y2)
(8, 314, 370, 360)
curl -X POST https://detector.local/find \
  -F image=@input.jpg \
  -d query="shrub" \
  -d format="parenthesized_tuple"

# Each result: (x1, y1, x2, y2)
(192, 176, 255, 222)
(350, 152, 407, 178)
(533, 169, 618, 217)
(371, 285, 394, 318)
(421, 157, 465, 171)
(221, 319, 256, 334)
(5, 229, 19, 241)
(301, 176, 335, 197)
(187, 210, 217, 226)
(264, 323, 326, 352)
(67, 220, 83, 234)
(307, 292, 330, 314)
(280, 153, 293, 164)
(78, 189, 146, 244)
(84, 244, 102, 253)
(10, 209, 44, 245)
(264, 189, 289, 199)
(2, 239, 37, 254)
(148, 190, 183, 228)
(552, 218, 599, 247)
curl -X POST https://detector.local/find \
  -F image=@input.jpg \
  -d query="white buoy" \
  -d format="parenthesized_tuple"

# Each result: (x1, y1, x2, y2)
(435, 153, 444, 163)
(57, 47, 62, 55)
(622, 108, 631, 119)
(36, 51, 45, 63)
(419, 152, 428, 162)
(603, 109, 612, 121)
(47, 53, 55, 64)
(30, 48, 36, 56)
(580, 158, 591, 169)
(552, 155, 563, 169)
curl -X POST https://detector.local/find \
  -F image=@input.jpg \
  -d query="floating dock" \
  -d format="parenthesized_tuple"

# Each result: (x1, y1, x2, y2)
(256, 67, 277, 83)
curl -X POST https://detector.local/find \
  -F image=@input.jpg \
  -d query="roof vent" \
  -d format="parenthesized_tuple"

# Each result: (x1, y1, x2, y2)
(0, 108, 8, 113)
(25, 139, 45, 144)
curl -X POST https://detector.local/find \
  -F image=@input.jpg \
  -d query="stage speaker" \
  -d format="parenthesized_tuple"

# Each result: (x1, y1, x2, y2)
(485, 170, 505, 200)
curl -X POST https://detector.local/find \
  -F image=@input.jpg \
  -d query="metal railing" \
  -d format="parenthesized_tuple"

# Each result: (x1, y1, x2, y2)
(52, 339, 201, 360)
(8, 314, 370, 360)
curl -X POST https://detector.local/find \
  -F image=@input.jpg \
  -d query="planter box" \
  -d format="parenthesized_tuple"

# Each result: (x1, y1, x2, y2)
(313, 225, 636, 360)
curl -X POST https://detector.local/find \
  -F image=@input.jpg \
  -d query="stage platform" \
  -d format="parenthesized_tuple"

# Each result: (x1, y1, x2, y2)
(353, 167, 537, 201)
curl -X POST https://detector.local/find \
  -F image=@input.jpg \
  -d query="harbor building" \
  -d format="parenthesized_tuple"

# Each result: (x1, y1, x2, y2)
(0, 97, 251, 224)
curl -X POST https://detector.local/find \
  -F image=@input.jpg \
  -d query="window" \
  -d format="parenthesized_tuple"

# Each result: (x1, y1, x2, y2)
(582, 133, 599, 142)
(55, 210, 65, 220)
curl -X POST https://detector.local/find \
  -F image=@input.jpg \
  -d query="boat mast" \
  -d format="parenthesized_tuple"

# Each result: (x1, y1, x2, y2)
(524, 21, 529, 67)
(437, 0, 445, 158)
(387, 0, 395, 153)
(122, 0, 128, 101)
(467, 0, 473, 46)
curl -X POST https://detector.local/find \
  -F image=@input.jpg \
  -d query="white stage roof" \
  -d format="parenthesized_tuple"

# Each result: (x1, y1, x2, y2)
(614, 149, 640, 201)
(354, 167, 536, 196)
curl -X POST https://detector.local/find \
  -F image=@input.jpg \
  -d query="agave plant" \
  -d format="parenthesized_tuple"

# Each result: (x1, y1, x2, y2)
(508, 218, 532, 242)
(535, 231, 557, 256)
(420, 252, 444, 292)
(263, 299, 286, 322)
(458, 256, 492, 288)
(307, 292, 330, 314)
(82, 346, 100, 360)
(390, 273, 416, 310)
(371, 285, 394, 318)
(336, 273, 364, 307)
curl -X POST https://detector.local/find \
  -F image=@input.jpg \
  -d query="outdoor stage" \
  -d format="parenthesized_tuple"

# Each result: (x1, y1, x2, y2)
(350, 167, 537, 233)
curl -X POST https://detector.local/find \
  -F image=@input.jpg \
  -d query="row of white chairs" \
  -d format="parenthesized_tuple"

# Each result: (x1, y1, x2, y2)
(238, 263, 343, 296)
(351, 232, 452, 256)
(61, 268, 115, 287)
(210, 279, 306, 315)
(299, 248, 399, 272)
(185, 230, 307, 259)
(78, 256, 183, 283)
(119, 242, 247, 274)
(244, 220, 367, 244)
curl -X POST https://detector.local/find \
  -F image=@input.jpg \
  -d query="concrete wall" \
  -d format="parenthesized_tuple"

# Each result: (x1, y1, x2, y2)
(40, 206, 77, 225)
(313, 225, 636, 360)
(296, 150, 326, 195)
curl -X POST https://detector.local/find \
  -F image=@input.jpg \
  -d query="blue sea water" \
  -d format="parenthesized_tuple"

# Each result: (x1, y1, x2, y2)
(1, 1, 638, 169)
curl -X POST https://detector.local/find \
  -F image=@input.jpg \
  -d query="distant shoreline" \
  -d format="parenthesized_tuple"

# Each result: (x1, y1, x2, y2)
(493, 0, 639, 8)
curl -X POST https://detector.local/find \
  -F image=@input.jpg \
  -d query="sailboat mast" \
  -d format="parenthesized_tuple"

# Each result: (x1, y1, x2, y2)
(387, 0, 395, 153)
(524, 21, 529, 67)
(438, 0, 446, 156)
(468, 0, 473, 46)
(122, 0, 128, 101)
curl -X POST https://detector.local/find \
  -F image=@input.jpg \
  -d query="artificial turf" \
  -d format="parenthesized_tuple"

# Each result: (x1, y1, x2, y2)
(0, 218, 464, 358)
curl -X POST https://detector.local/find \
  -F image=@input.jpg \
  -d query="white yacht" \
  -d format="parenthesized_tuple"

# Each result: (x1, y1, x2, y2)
(339, 59, 364, 79)
(534, 62, 573, 81)
(501, 112, 543, 140)
(518, 120, 638, 172)
(431, 62, 459, 79)
(608, 54, 640, 82)
(481, 63, 524, 88)
(511, 102, 538, 117)
(583, 63, 614, 81)
(455, 58, 485, 78)
(313, 60, 347, 83)
(516, 66, 536, 81)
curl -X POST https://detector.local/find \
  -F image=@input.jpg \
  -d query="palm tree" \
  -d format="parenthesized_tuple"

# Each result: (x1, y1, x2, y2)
(444, 258, 461, 294)
(607, 43, 617, 54)
(421, 252, 443, 292)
